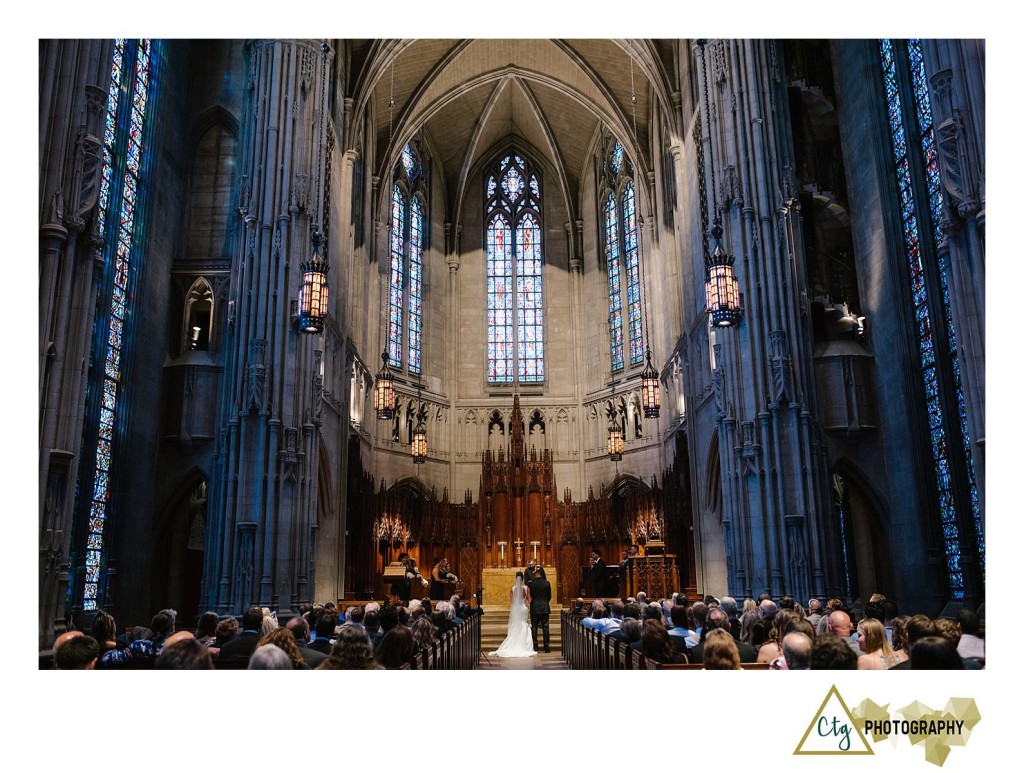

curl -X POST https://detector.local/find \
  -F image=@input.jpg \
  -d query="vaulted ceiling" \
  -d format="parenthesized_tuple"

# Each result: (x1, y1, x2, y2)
(347, 39, 679, 222)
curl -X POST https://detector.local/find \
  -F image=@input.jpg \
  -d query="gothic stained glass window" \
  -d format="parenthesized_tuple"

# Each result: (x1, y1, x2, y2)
(485, 153, 544, 383)
(605, 193, 624, 371)
(388, 143, 427, 374)
(408, 197, 424, 373)
(880, 39, 981, 598)
(603, 139, 645, 371)
(80, 38, 156, 611)
(388, 184, 405, 367)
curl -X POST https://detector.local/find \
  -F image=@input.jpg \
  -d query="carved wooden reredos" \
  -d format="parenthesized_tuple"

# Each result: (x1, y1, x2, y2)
(347, 395, 696, 604)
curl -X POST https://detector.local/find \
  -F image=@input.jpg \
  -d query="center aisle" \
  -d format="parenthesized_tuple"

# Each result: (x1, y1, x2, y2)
(477, 604, 567, 668)
(478, 651, 570, 670)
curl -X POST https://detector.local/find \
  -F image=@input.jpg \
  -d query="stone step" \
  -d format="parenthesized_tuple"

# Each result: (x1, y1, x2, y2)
(479, 606, 563, 651)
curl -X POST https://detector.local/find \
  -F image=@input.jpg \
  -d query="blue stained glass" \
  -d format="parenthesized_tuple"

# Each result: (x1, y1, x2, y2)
(605, 193, 624, 371)
(610, 140, 624, 175)
(96, 440, 111, 470)
(388, 185, 405, 367)
(502, 167, 524, 200)
(407, 197, 423, 373)
(622, 183, 644, 365)
(86, 566, 100, 583)
(487, 154, 544, 383)
(401, 143, 417, 178)
(82, 39, 155, 612)
(881, 39, 970, 597)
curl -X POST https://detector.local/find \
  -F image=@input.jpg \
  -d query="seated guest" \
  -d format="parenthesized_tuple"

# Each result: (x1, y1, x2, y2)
(102, 609, 176, 666)
(856, 618, 897, 669)
(377, 626, 415, 669)
(309, 612, 338, 655)
(690, 608, 757, 664)
(363, 610, 382, 649)
(248, 644, 293, 670)
(91, 610, 120, 662)
(933, 617, 981, 669)
(156, 636, 213, 670)
(211, 616, 239, 655)
(889, 615, 911, 666)
(217, 606, 265, 662)
(720, 597, 741, 638)
(259, 609, 278, 637)
(667, 605, 694, 655)
(618, 618, 641, 646)
(430, 610, 451, 634)
(685, 602, 708, 648)
(287, 616, 326, 668)
(825, 610, 859, 656)
(702, 629, 741, 670)
(887, 614, 937, 671)
(817, 598, 844, 636)
(631, 619, 686, 665)
(56, 634, 99, 670)
(758, 609, 797, 664)
(258, 627, 308, 669)
(805, 598, 824, 630)
(810, 634, 858, 670)
(956, 609, 984, 663)
(449, 596, 466, 624)
(410, 617, 437, 654)
(782, 632, 813, 670)
(910, 635, 965, 670)
(195, 611, 219, 646)
(586, 600, 623, 636)
(317, 626, 384, 670)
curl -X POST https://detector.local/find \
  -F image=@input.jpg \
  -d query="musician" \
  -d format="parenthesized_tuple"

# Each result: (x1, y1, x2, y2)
(430, 557, 459, 600)
(406, 557, 429, 597)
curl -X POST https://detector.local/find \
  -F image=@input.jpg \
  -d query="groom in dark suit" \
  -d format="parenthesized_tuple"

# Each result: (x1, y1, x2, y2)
(527, 566, 552, 653)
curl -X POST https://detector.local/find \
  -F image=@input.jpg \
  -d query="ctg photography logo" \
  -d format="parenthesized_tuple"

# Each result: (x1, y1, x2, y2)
(793, 685, 981, 767)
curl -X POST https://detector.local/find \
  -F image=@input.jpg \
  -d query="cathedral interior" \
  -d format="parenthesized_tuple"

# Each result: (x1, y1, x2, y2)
(37, 37, 985, 648)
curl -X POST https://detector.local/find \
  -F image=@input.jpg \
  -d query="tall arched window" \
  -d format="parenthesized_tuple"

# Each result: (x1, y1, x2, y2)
(76, 38, 158, 611)
(880, 38, 982, 599)
(485, 152, 544, 384)
(603, 138, 644, 372)
(387, 142, 426, 374)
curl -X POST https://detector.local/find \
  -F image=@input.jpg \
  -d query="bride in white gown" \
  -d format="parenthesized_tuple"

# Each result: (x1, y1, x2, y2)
(489, 572, 536, 657)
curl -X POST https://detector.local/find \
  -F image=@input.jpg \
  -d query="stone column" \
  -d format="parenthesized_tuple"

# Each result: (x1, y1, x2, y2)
(38, 39, 114, 648)
(694, 39, 837, 600)
(921, 40, 985, 515)
(206, 39, 336, 614)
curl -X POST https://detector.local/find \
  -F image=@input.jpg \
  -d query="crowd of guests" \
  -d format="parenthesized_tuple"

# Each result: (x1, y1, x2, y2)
(49, 595, 480, 670)
(572, 591, 984, 670)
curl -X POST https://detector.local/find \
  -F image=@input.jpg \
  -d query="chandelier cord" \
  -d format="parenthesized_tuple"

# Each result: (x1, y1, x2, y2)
(697, 39, 719, 223)
(314, 40, 329, 236)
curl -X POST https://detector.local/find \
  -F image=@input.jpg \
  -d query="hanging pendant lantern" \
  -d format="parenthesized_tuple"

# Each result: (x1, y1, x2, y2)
(607, 403, 624, 461)
(706, 219, 743, 327)
(640, 345, 661, 418)
(411, 403, 427, 464)
(374, 351, 395, 420)
(298, 229, 330, 334)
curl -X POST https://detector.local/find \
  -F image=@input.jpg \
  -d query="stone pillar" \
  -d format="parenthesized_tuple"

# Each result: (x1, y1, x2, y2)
(38, 39, 114, 648)
(206, 39, 336, 614)
(921, 40, 985, 512)
(694, 39, 837, 600)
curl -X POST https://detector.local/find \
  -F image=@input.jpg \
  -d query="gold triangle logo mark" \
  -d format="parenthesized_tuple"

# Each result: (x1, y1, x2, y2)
(794, 685, 874, 755)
